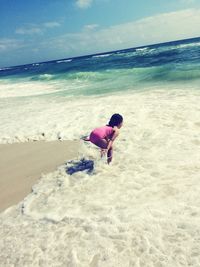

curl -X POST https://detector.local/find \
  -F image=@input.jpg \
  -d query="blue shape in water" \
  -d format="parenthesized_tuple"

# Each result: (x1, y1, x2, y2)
(66, 158, 94, 175)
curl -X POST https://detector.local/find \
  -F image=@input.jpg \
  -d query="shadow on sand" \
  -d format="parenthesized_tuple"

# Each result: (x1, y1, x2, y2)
(66, 158, 94, 175)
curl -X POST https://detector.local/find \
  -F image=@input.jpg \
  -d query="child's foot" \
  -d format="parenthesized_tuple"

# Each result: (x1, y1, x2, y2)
(81, 136, 90, 141)
(107, 156, 112, 164)
(100, 149, 107, 157)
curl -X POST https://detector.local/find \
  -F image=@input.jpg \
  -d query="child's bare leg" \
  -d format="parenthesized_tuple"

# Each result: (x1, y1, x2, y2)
(95, 139, 108, 149)
(93, 139, 109, 158)
(100, 148, 107, 157)
(107, 147, 113, 164)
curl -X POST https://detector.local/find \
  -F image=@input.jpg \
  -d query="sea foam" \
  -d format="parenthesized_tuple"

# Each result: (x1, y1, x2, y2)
(1, 88, 200, 266)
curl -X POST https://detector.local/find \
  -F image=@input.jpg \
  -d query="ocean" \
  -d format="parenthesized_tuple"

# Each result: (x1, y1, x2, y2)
(1, 37, 200, 266)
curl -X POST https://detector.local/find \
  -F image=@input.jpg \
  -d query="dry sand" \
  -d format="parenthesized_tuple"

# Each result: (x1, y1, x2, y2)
(0, 140, 79, 212)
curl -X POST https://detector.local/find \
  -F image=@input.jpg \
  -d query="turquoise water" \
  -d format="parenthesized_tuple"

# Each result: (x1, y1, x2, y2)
(1, 37, 200, 98)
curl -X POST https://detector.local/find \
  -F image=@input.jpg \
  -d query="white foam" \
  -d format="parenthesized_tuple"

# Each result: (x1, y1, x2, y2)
(0, 77, 90, 99)
(1, 88, 200, 266)
(93, 53, 112, 58)
(0, 67, 13, 71)
(38, 74, 54, 80)
(0, 80, 62, 98)
(56, 59, 72, 63)
(136, 47, 148, 52)
(176, 42, 200, 49)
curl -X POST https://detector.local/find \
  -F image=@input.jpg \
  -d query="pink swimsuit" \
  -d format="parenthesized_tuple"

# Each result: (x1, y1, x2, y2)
(90, 126, 114, 144)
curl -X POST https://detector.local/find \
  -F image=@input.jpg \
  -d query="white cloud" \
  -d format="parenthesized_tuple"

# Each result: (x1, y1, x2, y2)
(5, 8, 200, 67)
(0, 38, 24, 52)
(83, 24, 99, 31)
(15, 21, 61, 35)
(49, 8, 200, 57)
(43, 22, 61, 28)
(16, 25, 42, 35)
(76, 0, 93, 9)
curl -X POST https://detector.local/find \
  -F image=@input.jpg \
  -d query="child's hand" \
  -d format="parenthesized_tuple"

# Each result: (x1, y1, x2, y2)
(100, 149, 107, 157)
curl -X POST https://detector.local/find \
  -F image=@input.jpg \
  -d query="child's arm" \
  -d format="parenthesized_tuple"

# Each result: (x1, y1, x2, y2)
(107, 127, 119, 150)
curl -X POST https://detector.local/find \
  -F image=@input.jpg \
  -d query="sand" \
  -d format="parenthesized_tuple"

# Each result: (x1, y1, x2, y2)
(0, 140, 79, 212)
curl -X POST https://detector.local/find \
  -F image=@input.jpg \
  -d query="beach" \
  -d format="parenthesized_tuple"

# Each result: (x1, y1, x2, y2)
(1, 38, 200, 266)
(0, 140, 79, 212)
(1, 89, 200, 266)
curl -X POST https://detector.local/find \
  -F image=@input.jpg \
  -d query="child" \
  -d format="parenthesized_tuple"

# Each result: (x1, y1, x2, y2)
(84, 114, 123, 164)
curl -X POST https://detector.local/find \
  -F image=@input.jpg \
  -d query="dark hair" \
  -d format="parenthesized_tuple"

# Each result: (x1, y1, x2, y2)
(108, 113, 123, 127)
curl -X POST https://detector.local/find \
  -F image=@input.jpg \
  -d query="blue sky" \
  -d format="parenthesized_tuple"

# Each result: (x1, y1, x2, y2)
(0, 0, 200, 67)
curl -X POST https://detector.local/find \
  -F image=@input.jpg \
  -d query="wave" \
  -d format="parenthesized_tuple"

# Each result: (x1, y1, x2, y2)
(56, 59, 72, 63)
(115, 49, 153, 59)
(65, 71, 110, 82)
(136, 47, 149, 52)
(145, 41, 200, 57)
(92, 53, 113, 58)
(37, 74, 54, 80)
(127, 40, 200, 59)
(1, 38, 200, 81)
(38, 65, 200, 89)
(1, 63, 200, 99)
(175, 42, 200, 49)
(0, 67, 13, 71)
(62, 64, 200, 84)
(31, 74, 55, 81)
(1, 37, 200, 99)
(162, 68, 200, 81)
(31, 63, 41, 66)
(126, 65, 200, 83)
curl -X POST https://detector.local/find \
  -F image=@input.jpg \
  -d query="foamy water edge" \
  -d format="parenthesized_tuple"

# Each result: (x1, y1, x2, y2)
(1, 88, 200, 266)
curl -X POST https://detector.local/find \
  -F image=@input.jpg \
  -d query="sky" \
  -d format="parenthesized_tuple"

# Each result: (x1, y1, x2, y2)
(0, 0, 200, 67)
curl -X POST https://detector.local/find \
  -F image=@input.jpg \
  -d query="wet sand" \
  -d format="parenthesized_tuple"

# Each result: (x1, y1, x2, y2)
(0, 140, 79, 212)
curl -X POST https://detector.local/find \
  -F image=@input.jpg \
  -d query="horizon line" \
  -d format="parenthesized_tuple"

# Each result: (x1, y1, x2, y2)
(1, 35, 200, 69)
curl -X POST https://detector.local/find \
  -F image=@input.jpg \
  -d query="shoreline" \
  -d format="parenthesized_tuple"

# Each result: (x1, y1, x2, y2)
(0, 140, 79, 212)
